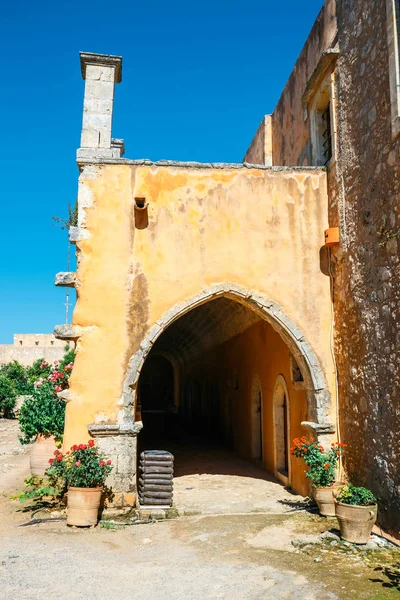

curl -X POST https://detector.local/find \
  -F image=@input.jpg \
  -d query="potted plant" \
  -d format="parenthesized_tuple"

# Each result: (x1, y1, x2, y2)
(291, 437, 345, 516)
(334, 484, 377, 544)
(18, 358, 73, 475)
(47, 440, 113, 527)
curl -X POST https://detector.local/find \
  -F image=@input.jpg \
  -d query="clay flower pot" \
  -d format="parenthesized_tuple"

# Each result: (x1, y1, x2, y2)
(30, 435, 58, 477)
(313, 483, 341, 516)
(335, 501, 377, 544)
(67, 487, 102, 527)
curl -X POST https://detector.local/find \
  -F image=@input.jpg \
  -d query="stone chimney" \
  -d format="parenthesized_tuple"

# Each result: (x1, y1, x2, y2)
(77, 52, 124, 163)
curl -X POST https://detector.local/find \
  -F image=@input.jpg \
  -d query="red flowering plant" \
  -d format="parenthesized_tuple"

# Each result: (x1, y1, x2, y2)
(47, 440, 113, 489)
(291, 437, 346, 488)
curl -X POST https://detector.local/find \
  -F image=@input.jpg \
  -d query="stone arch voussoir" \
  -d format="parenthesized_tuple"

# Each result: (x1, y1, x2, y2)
(121, 283, 335, 438)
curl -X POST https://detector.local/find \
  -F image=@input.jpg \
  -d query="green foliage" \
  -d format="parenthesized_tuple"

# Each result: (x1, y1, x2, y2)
(52, 200, 78, 230)
(0, 375, 17, 417)
(11, 475, 62, 503)
(26, 359, 52, 385)
(291, 437, 346, 487)
(0, 361, 32, 396)
(18, 348, 75, 443)
(337, 483, 377, 506)
(60, 348, 75, 369)
(11, 475, 65, 504)
(18, 384, 66, 444)
(47, 442, 113, 488)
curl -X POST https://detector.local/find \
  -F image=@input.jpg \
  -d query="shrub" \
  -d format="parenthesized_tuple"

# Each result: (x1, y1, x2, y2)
(47, 441, 113, 488)
(18, 384, 66, 444)
(18, 352, 75, 444)
(0, 361, 32, 396)
(291, 437, 346, 487)
(336, 483, 376, 506)
(0, 375, 17, 417)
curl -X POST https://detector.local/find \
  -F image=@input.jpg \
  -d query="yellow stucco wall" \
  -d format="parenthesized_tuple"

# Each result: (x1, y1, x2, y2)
(64, 163, 334, 453)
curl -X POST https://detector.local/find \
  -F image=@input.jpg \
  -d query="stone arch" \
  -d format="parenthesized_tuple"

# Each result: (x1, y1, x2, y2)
(121, 283, 334, 439)
(273, 374, 290, 485)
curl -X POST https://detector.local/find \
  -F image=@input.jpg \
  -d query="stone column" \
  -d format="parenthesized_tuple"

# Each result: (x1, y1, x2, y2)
(87, 423, 143, 507)
(77, 52, 124, 162)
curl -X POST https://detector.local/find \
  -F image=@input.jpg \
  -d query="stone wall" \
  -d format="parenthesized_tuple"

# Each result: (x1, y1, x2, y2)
(12, 333, 68, 348)
(0, 345, 69, 367)
(259, 0, 400, 536)
(333, 0, 400, 536)
(271, 0, 337, 166)
(0, 334, 71, 366)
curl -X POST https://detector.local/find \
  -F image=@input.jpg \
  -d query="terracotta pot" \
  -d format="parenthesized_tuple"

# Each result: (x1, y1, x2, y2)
(67, 487, 102, 527)
(30, 435, 57, 477)
(335, 501, 377, 544)
(313, 483, 341, 516)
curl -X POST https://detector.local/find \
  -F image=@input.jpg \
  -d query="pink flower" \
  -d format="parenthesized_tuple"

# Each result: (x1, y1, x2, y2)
(54, 360, 59, 366)
(74, 461, 81, 467)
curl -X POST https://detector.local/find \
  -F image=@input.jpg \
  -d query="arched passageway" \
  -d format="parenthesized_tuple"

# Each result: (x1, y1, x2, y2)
(135, 293, 322, 500)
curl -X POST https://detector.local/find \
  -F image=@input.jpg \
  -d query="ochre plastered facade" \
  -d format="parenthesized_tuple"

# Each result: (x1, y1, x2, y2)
(58, 152, 335, 503)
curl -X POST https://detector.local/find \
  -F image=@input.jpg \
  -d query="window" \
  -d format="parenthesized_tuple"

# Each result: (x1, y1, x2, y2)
(321, 103, 332, 165)
(35, 341, 39, 346)
(386, 0, 400, 138)
(51, 341, 54, 346)
(309, 73, 336, 166)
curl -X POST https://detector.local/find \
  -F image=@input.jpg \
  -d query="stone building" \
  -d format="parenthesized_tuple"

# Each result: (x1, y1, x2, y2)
(0, 334, 71, 366)
(55, 0, 399, 535)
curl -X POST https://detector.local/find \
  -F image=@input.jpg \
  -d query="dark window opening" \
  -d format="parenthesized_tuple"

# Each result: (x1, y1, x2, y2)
(321, 103, 332, 165)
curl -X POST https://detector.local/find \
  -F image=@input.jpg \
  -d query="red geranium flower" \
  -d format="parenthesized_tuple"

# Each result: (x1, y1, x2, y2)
(106, 460, 111, 465)
(54, 450, 59, 456)
(48, 458, 54, 464)
(56, 454, 63, 462)
(88, 440, 95, 447)
(100, 461, 105, 467)
(79, 444, 85, 450)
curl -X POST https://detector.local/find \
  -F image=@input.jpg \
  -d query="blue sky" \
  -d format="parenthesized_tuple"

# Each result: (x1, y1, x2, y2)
(0, 0, 323, 343)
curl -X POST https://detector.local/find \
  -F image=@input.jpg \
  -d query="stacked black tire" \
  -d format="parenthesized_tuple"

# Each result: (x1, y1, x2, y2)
(138, 450, 174, 506)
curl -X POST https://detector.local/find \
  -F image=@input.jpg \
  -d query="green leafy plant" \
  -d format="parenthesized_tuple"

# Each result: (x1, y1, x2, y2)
(0, 375, 17, 417)
(336, 483, 376, 506)
(18, 352, 74, 444)
(18, 385, 66, 444)
(52, 200, 78, 230)
(0, 361, 32, 396)
(47, 441, 113, 488)
(291, 437, 346, 487)
(11, 475, 63, 503)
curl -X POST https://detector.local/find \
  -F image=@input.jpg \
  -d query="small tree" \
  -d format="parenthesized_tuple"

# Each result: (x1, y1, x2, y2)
(0, 361, 32, 396)
(0, 375, 17, 417)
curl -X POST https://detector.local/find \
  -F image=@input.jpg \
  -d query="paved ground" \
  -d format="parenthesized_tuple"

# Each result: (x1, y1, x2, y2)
(1, 420, 399, 600)
(168, 440, 303, 514)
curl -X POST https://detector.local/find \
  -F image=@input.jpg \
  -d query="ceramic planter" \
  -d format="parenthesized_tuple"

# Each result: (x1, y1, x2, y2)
(313, 483, 341, 516)
(30, 435, 57, 477)
(335, 501, 377, 544)
(67, 487, 102, 527)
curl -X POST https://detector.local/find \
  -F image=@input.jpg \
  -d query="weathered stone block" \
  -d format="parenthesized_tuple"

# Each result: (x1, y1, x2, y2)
(54, 272, 76, 288)
(53, 324, 84, 341)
